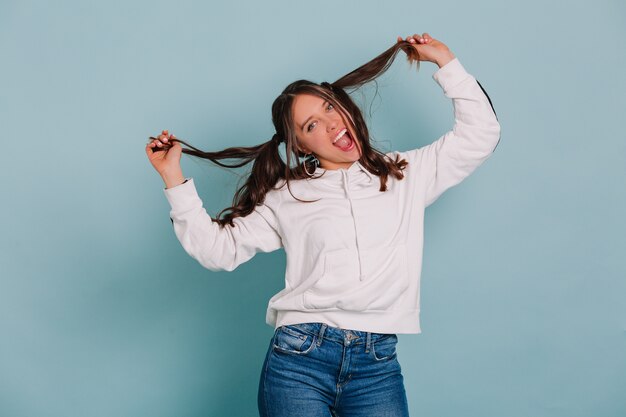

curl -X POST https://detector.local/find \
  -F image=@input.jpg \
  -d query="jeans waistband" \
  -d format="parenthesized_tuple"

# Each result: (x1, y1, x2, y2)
(277, 322, 396, 352)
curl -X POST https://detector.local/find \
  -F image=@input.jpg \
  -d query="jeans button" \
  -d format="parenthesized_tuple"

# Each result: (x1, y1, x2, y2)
(345, 331, 359, 344)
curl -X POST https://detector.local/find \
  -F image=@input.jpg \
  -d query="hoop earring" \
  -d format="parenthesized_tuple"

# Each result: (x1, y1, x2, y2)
(303, 153, 320, 176)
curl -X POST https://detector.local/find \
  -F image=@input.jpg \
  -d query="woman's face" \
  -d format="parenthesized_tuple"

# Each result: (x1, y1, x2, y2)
(291, 93, 361, 170)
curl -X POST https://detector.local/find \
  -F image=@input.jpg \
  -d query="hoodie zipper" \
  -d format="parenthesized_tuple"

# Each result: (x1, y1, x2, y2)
(341, 169, 364, 279)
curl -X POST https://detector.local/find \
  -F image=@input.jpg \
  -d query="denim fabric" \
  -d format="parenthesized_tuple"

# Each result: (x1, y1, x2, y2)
(258, 322, 410, 417)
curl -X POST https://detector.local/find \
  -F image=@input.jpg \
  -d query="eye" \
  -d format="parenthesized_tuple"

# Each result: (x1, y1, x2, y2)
(307, 121, 317, 132)
(326, 103, 334, 111)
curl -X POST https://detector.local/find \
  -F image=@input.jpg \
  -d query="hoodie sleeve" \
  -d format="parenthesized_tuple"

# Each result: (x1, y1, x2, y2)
(163, 178, 283, 272)
(405, 57, 501, 207)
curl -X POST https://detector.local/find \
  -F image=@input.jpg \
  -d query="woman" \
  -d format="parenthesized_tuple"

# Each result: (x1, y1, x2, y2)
(145, 33, 501, 417)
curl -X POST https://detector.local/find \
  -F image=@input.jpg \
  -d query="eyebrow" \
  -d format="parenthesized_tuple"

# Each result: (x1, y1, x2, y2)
(299, 100, 329, 132)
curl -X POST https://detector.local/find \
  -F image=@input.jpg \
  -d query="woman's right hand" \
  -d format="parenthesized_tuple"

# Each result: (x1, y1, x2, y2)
(146, 130, 186, 188)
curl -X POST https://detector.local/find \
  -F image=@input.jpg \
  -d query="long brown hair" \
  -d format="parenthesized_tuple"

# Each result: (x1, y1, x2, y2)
(168, 41, 421, 227)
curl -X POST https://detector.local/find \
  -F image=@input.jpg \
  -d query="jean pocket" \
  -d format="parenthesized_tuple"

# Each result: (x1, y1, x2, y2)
(371, 334, 398, 361)
(272, 325, 317, 356)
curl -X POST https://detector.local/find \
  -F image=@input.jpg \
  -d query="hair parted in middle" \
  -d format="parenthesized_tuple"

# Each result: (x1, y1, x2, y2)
(170, 41, 422, 227)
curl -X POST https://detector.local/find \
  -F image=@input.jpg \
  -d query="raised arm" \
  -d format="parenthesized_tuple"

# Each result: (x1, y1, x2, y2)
(145, 130, 284, 271)
(396, 33, 501, 207)
(163, 178, 283, 272)
(418, 57, 501, 207)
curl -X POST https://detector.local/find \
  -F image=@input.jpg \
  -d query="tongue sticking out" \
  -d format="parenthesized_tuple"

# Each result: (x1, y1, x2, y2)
(333, 132, 354, 151)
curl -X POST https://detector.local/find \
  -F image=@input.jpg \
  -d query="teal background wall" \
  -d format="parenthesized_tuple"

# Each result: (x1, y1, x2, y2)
(1, 0, 624, 416)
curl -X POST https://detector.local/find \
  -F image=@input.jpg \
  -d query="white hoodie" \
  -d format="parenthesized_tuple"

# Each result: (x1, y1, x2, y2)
(163, 57, 501, 334)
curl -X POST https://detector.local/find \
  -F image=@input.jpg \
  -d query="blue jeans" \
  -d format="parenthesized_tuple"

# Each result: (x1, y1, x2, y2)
(258, 322, 410, 417)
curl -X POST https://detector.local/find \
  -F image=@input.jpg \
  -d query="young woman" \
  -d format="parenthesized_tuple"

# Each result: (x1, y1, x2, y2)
(145, 32, 500, 417)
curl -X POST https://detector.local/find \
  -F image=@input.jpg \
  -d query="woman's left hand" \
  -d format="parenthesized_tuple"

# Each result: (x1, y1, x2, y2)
(397, 33, 456, 68)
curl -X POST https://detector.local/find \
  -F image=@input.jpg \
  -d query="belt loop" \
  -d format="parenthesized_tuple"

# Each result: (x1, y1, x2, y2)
(365, 332, 372, 353)
(316, 323, 327, 347)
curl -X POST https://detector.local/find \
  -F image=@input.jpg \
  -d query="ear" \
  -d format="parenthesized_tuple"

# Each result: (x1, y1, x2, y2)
(295, 138, 310, 154)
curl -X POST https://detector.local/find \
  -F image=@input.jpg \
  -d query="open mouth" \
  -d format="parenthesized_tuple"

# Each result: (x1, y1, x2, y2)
(332, 128, 356, 152)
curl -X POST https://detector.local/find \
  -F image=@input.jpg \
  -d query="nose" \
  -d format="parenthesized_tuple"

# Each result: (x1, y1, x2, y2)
(326, 117, 338, 132)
